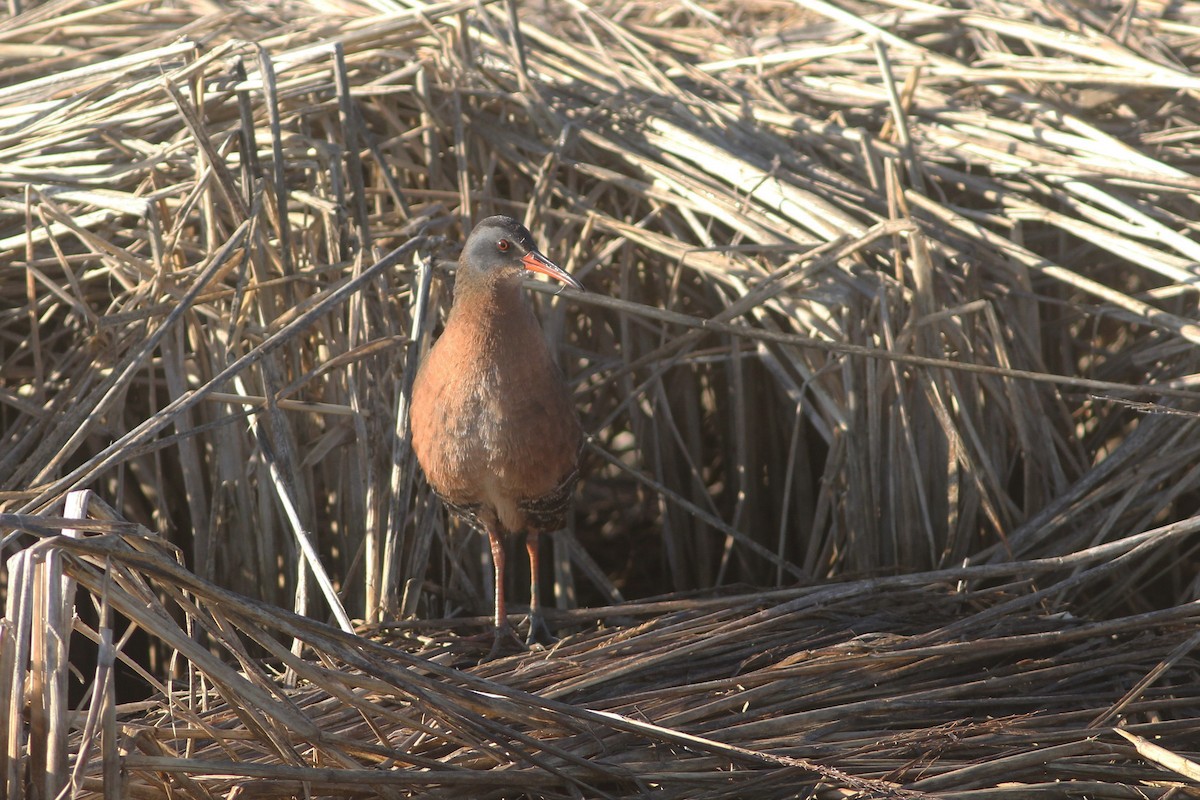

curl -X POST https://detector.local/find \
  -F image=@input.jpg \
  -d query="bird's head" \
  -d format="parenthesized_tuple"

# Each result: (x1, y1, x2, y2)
(458, 215, 584, 291)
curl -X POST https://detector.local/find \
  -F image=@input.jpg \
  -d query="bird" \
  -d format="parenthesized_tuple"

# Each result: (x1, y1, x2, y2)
(409, 215, 584, 658)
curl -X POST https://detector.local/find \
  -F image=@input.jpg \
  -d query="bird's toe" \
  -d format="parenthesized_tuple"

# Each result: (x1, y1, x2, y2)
(481, 624, 526, 662)
(525, 611, 558, 648)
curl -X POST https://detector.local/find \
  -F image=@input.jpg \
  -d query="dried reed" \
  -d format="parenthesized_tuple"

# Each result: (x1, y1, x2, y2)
(2, 0, 1200, 796)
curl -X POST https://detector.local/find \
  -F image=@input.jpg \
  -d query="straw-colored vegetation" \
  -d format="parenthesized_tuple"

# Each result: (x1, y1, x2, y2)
(1, 0, 1198, 797)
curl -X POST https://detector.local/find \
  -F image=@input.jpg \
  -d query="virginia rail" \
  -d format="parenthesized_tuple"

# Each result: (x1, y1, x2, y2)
(410, 215, 583, 658)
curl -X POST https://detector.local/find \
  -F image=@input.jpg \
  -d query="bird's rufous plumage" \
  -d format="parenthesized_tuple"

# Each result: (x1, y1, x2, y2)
(410, 215, 583, 657)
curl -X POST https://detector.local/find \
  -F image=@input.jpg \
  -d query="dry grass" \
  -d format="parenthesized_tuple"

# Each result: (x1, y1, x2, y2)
(7, 495, 1200, 798)
(2, 0, 1200, 796)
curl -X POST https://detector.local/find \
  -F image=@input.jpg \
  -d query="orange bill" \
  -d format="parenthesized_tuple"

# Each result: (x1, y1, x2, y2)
(522, 250, 584, 291)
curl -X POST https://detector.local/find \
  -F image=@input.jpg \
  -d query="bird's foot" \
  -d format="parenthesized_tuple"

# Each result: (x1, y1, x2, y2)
(526, 611, 558, 648)
(475, 615, 557, 662)
(481, 625, 525, 662)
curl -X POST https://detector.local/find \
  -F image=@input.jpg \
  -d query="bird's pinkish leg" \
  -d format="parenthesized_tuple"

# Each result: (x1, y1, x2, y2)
(525, 530, 557, 646)
(485, 527, 522, 661)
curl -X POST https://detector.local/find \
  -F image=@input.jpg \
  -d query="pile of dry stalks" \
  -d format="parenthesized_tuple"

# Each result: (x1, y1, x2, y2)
(2, 0, 1199, 797)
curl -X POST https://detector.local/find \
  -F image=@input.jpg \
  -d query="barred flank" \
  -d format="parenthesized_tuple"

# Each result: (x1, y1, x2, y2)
(520, 468, 579, 532)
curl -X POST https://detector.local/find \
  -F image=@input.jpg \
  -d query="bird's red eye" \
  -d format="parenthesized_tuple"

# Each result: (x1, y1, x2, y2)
(497, 239, 510, 252)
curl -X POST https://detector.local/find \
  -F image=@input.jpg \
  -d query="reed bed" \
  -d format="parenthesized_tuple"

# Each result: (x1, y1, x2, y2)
(2, 0, 1200, 796)
(6, 493, 1200, 798)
